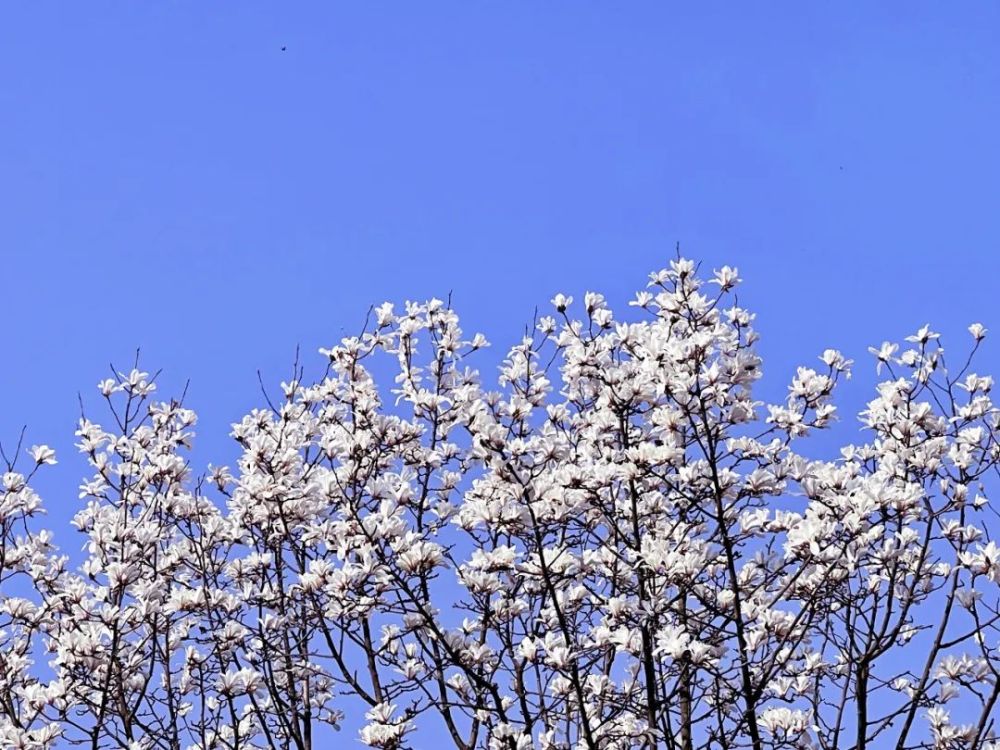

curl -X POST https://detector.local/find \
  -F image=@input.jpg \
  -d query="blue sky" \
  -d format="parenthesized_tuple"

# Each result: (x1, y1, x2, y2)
(2, 3, 1000, 744)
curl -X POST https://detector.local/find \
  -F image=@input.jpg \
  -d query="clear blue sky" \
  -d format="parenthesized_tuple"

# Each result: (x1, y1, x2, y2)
(2, 3, 999, 744)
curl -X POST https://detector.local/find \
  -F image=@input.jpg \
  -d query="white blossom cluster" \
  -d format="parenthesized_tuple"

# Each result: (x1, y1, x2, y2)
(2, 259, 999, 750)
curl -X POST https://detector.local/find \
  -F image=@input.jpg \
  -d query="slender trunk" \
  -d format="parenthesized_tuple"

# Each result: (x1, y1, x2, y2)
(855, 661, 868, 750)
(639, 624, 659, 747)
(678, 630, 693, 750)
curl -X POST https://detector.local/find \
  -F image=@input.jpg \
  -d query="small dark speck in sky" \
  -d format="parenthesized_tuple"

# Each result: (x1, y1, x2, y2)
(281, 46, 287, 51)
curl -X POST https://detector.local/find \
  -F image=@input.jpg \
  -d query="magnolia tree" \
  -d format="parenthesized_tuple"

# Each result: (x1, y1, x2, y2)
(2, 259, 1000, 750)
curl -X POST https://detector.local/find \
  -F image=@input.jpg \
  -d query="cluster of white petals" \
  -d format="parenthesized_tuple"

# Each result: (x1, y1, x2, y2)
(1, 260, 999, 750)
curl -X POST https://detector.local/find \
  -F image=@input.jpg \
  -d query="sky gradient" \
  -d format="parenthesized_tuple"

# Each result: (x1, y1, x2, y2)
(2, 3, 1000, 744)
